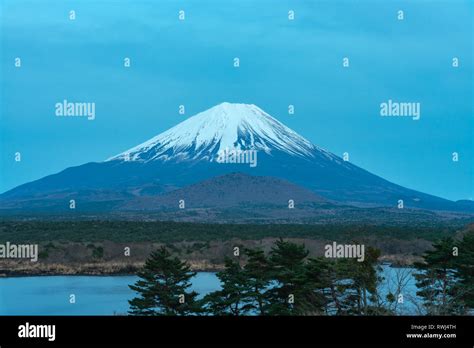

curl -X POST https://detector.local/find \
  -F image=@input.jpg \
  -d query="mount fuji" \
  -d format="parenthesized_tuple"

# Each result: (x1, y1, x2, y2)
(107, 102, 320, 163)
(0, 102, 469, 214)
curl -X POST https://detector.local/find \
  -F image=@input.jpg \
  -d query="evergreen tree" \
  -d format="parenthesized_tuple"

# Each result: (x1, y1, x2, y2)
(202, 257, 253, 315)
(306, 257, 347, 315)
(266, 239, 311, 315)
(128, 247, 200, 315)
(455, 231, 474, 312)
(243, 248, 272, 315)
(349, 246, 381, 315)
(414, 238, 462, 315)
(326, 247, 382, 315)
(303, 257, 335, 314)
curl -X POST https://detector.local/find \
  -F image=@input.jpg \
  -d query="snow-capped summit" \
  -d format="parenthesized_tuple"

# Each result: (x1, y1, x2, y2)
(107, 102, 336, 163)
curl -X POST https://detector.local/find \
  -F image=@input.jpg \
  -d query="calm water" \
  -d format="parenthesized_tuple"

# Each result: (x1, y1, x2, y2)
(0, 266, 420, 315)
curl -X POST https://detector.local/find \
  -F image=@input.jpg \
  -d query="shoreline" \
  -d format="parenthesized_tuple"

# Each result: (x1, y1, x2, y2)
(0, 257, 413, 278)
(0, 260, 226, 277)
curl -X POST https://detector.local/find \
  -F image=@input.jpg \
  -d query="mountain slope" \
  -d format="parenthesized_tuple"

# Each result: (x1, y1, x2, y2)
(107, 102, 325, 162)
(0, 102, 469, 213)
(119, 172, 327, 210)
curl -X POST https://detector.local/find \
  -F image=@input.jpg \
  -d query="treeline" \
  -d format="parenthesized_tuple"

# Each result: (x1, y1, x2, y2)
(0, 219, 462, 243)
(128, 234, 474, 316)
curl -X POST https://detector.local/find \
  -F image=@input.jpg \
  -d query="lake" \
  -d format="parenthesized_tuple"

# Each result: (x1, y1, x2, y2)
(0, 265, 420, 315)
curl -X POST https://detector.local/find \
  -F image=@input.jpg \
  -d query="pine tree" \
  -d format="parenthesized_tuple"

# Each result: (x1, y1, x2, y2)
(346, 246, 381, 315)
(202, 257, 253, 315)
(303, 257, 335, 314)
(243, 248, 272, 315)
(266, 239, 312, 315)
(455, 231, 474, 312)
(414, 238, 462, 315)
(128, 247, 200, 315)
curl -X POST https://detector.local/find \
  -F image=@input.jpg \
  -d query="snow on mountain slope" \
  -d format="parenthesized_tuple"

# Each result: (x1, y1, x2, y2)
(107, 102, 340, 163)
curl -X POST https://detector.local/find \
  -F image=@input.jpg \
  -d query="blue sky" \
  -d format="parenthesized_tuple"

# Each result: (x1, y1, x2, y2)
(1, 0, 472, 201)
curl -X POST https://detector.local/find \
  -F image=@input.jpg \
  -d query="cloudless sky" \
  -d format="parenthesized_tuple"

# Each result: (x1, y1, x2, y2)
(0, 0, 472, 201)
